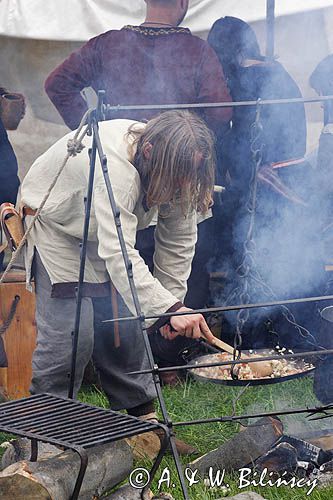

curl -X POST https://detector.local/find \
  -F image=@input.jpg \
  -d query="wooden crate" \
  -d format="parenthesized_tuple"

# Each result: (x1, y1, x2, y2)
(0, 270, 36, 399)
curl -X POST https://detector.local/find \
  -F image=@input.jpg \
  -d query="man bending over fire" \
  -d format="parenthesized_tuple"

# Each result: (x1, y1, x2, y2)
(21, 110, 215, 421)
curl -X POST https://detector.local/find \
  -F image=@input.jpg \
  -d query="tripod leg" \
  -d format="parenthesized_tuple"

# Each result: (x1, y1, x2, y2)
(68, 140, 97, 399)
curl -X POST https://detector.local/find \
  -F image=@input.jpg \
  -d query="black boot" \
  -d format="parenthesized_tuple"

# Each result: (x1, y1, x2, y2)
(313, 355, 333, 404)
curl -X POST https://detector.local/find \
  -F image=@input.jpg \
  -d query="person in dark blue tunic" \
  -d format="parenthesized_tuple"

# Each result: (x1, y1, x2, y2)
(208, 16, 307, 189)
(207, 17, 321, 350)
(0, 116, 20, 205)
(309, 55, 333, 404)
(0, 101, 21, 270)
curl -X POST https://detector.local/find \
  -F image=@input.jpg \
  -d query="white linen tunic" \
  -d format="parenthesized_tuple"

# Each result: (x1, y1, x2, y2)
(21, 119, 197, 326)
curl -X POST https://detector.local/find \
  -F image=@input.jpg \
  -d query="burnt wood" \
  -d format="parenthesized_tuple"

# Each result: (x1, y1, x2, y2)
(189, 416, 283, 474)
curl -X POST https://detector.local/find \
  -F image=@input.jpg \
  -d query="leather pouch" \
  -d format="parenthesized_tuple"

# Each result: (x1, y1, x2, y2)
(0, 93, 25, 130)
(0, 203, 24, 253)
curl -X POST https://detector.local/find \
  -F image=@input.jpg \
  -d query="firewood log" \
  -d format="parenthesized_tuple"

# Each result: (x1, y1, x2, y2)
(189, 416, 283, 474)
(0, 439, 132, 500)
(1, 438, 62, 469)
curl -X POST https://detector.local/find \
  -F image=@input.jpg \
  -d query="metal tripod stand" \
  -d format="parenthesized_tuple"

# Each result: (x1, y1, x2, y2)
(67, 91, 190, 498)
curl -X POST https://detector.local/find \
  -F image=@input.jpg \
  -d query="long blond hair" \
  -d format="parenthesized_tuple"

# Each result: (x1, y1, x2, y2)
(128, 110, 216, 214)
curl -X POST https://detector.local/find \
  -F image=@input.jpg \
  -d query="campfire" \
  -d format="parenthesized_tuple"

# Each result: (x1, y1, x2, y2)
(189, 416, 333, 495)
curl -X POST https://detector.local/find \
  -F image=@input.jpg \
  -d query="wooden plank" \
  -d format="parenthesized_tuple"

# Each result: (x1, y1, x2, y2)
(0, 279, 36, 399)
(0, 270, 26, 283)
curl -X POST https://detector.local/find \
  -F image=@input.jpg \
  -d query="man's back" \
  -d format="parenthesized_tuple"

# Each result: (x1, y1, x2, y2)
(45, 25, 231, 130)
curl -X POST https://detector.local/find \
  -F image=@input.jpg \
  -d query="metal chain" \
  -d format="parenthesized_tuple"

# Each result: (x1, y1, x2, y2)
(248, 263, 323, 350)
(226, 99, 322, 355)
(230, 101, 264, 379)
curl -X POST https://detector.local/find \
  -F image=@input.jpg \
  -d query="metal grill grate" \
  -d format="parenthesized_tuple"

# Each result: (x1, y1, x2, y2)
(0, 393, 169, 499)
(0, 393, 161, 448)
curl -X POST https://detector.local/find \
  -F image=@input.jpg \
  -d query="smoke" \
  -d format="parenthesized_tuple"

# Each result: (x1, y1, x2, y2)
(248, 172, 323, 301)
(209, 16, 331, 350)
(213, 146, 327, 348)
(245, 396, 333, 437)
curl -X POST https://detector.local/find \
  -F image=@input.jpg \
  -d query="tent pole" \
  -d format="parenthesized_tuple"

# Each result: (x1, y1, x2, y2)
(266, 0, 275, 58)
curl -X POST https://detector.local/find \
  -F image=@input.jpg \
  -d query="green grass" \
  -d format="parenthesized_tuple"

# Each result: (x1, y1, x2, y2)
(1, 378, 332, 499)
(78, 376, 333, 499)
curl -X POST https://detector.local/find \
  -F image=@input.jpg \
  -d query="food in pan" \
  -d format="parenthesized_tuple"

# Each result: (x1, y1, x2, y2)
(192, 352, 314, 381)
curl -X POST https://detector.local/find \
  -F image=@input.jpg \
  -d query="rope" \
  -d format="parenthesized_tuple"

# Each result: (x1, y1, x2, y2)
(0, 295, 20, 336)
(0, 110, 91, 286)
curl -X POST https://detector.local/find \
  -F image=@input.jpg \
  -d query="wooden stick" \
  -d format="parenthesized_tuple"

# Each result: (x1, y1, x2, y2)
(111, 284, 120, 348)
(208, 336, 239, 356)
(205, 335, 273, 378)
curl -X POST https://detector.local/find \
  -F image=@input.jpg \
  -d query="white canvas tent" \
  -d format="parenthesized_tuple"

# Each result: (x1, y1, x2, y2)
(1, 0, 333, 174)
(1, 0, 333, 40)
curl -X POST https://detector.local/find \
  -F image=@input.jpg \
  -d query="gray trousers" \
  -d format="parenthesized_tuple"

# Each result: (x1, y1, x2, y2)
(31, 253, 156, 409)
(92, 295, 156, 411)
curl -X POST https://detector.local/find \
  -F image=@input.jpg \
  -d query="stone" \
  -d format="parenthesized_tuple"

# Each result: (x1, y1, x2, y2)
(104, 484, 175, 500)
(219, 493, 267, 500)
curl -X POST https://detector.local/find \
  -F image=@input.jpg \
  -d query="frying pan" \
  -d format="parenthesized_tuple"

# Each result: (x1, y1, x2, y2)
(180, 342, 315, 386)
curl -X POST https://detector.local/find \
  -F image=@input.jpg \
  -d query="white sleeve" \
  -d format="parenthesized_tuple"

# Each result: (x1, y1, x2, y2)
(154, 203, 197, 302)
(93, 185, 179, 325)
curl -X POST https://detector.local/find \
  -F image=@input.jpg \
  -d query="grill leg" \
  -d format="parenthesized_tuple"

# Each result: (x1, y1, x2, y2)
(70, 447, 88, 500)
(142, 426, 189, 500)
(168, 432, 190, 500)
(30, 438, 38, 462)
(142, 428, 170, 499)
